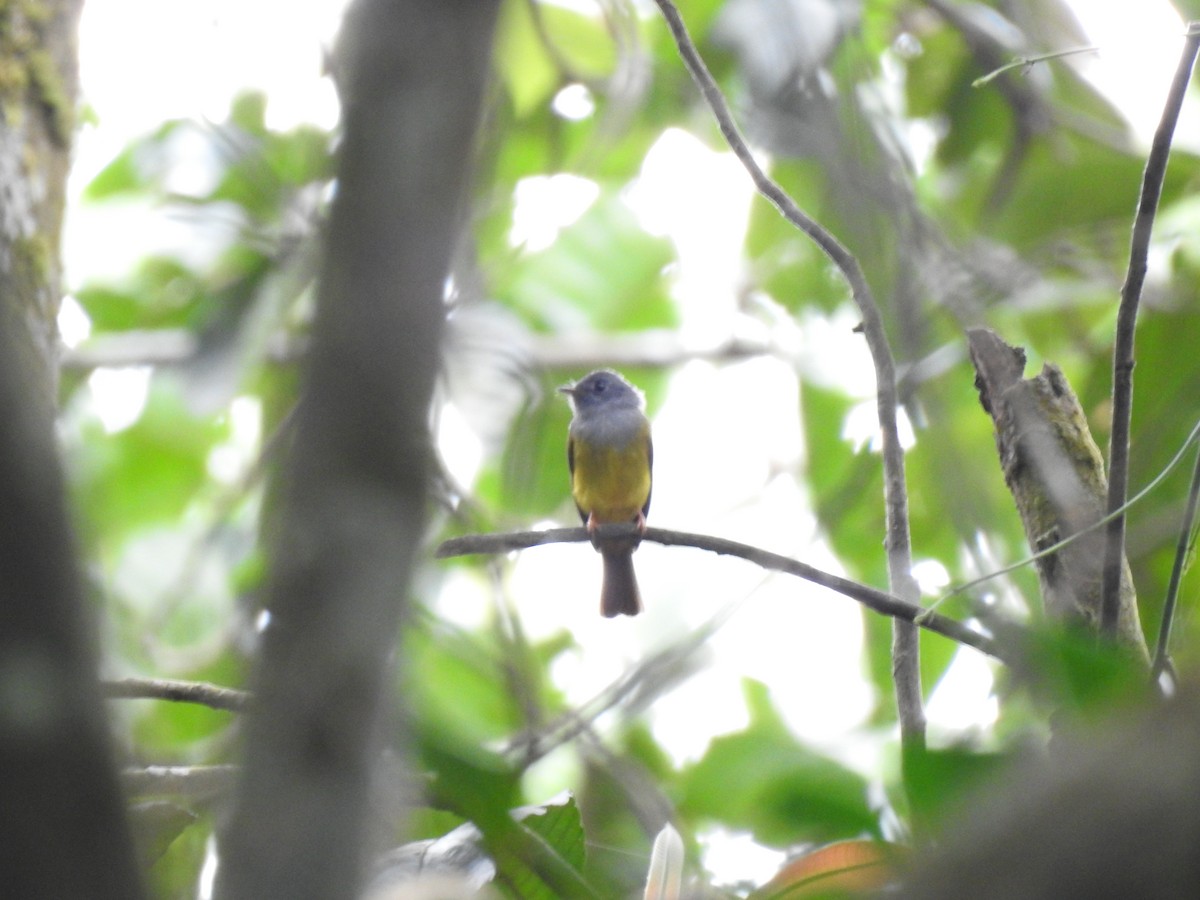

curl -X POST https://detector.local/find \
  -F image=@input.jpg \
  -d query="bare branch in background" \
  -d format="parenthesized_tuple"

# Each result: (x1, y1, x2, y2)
(650, 0, 925, 746)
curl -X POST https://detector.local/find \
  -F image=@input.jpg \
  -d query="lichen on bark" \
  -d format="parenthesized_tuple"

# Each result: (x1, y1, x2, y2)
(968, 327, 1148, 661)
(0, 0, 82, 393)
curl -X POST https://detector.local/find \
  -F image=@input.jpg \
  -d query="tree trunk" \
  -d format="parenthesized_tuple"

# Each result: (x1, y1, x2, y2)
(215, 2, 501, 898)
(0, 1, 146, 897)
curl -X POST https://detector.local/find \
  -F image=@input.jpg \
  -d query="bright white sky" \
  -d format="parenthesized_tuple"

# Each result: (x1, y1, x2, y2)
(69, 0, 1190, 889)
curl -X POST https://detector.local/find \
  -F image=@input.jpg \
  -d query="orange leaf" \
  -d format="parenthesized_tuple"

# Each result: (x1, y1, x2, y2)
(750, 840, 902, 898)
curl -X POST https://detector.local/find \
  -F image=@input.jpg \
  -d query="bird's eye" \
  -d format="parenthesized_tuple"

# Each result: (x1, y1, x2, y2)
(594, 380, 607, 393)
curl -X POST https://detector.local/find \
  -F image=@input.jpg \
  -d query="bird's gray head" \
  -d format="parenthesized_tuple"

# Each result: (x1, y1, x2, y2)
(559, 369, 643, 415)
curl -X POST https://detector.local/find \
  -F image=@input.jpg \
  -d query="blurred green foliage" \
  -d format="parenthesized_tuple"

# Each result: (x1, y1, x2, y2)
(676, 681, 878, 846)
(62, 0, 1200, 896)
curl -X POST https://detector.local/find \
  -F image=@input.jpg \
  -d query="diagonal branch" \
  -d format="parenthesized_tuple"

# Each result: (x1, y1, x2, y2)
(437, 526, 1004, 662)
(650, 0, 925, 745)
(1101, 25, 1200, 636)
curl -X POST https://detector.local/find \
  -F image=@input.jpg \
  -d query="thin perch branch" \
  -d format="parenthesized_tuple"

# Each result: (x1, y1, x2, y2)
(102, 677, 250, 712)
(1101, 27, 1200, 635)
(438, 526, 1003, 662)
(650, 0, 925, 745)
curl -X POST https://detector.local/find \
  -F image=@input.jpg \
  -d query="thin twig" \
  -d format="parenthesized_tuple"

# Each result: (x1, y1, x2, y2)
(506, 601, 734, 769)
(650, 0, 926, 745)
(122, 764, 240, 799)
(60, 329, 303, 371)
(652, 0, 921, 748)
(924, 0, 1051, 209)
(102, 677, 250, 712)
(971, 45, 1101, 87)
(1101, 28, 1200, 635)
(1150, 443, 1200, 681)
(438, 526, 1003, 662)
(648, 1, 862, 289)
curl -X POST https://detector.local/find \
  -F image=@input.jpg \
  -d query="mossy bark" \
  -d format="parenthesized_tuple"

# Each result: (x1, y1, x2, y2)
(0, 1, 147, 897)
(0, 0, 81, 395)
(968, 328, 1149, 661)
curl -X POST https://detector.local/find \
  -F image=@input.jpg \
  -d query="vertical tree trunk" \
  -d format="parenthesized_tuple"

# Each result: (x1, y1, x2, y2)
(0, 0, 80, 390)
(0, 1, 146, 897)
(215, 2, 500, 898)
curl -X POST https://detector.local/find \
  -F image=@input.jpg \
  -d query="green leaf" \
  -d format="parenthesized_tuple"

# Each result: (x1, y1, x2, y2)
(862, 613, 895, 727)
(228, 91, 268, 134)
(82, 120, 187, 200)
(1016, 624, 1151, 716)
(904, 745, 1009, 829)
(986, 137, 1139, 246)
(491, 383, 575, 519)
(69, 380, 229, 547)
(496, 0, 559, 118)
(518, 796, 586, 874)
(84, 146, 154, 200)
(407, 624, 520, 745)
(536, 4, 616, 79)
(678, 680, 876, 846)
(72, 284, 147, 332)
(1119, 301, 1200, 629)
(263, 125, 333, 187)
(146, 809, 212, 899)
(405, 808, 469, 843)
(416, 732, 597, 899)
(801, 382, 886, 586)
(418, 726, 522, 829)
(128, 801, 198, 867)
(495, 189, 676, 332)
(130, 688, 236, 754)
(743, 161, 849, 314)
(918, 631, 963, 704)
(503, 795, 589, 899)
(76, 256, 205, 331)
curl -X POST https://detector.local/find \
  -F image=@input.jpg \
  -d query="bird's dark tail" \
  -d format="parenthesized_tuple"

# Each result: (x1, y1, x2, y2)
(599, 546, 641, 617)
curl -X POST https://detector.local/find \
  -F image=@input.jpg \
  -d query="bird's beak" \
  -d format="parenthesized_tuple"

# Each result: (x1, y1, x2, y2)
(558, 383, 576, 396)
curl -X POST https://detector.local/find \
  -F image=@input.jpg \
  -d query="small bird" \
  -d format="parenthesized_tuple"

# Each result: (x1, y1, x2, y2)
(559, 369, 653, 617)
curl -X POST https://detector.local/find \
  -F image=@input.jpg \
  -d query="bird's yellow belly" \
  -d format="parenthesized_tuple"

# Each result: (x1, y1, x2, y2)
(571, 441, 650, 522)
